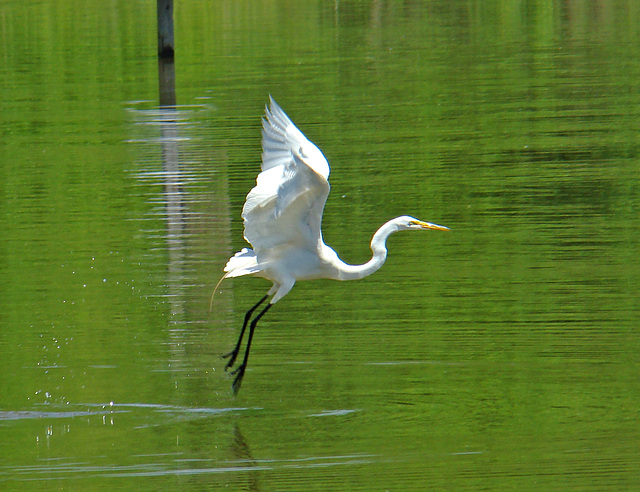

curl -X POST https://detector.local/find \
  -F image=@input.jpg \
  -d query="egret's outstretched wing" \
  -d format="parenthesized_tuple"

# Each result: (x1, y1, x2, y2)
(242, 97, 330, 254)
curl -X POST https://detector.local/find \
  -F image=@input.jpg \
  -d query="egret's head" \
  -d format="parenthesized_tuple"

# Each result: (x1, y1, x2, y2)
(397, 215, 449, 232)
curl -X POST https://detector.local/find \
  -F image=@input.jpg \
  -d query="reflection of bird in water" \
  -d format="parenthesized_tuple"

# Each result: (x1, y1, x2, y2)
(215, 97, 449, 394)
(228, 424, 260, 491)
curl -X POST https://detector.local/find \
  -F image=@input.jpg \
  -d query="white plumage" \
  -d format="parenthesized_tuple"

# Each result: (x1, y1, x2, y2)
(215, 97, 449, 394)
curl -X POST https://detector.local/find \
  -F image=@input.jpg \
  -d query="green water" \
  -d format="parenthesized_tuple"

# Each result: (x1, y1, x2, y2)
(1, 1, 639, 490)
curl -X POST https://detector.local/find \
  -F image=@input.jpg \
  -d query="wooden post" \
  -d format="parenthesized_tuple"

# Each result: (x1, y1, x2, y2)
(157, 0, 176, 106)
(157, 0, 174, 59)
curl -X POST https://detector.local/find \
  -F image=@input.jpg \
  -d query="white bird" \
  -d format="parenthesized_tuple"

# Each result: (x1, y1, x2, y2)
(215, 96, 449, 394)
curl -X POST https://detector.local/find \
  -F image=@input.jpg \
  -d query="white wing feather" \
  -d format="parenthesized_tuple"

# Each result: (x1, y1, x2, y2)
(242, 97, 331, 255)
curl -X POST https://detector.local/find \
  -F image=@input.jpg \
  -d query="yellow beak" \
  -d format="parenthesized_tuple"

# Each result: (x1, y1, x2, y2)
(412, 220, 449, 231)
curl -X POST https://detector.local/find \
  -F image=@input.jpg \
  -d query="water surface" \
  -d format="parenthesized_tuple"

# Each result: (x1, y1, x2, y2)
(1, 1, 639, 490)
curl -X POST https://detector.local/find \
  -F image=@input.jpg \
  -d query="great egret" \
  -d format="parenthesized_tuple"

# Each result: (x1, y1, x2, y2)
(215, 96, 448, 394)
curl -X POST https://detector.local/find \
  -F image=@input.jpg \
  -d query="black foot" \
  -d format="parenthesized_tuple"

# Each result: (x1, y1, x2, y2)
(222, 349, 238, 371)
(231, 364, 246, 395)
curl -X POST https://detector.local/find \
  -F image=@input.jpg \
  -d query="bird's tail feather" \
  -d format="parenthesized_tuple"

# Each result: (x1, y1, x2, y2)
(223, 248, 259, 275)
(209, 249, 259, 311)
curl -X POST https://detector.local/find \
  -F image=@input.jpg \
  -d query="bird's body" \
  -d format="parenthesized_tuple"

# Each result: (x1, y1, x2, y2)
(216, 97, 448, 393)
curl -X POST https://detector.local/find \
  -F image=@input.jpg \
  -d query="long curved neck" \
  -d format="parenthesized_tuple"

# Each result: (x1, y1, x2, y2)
(333, 220, 399, 281)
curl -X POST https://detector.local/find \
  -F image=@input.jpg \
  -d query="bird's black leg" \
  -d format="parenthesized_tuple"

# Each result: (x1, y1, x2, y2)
(231, 302, 272, 395)
(223, 295, 268, 371)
